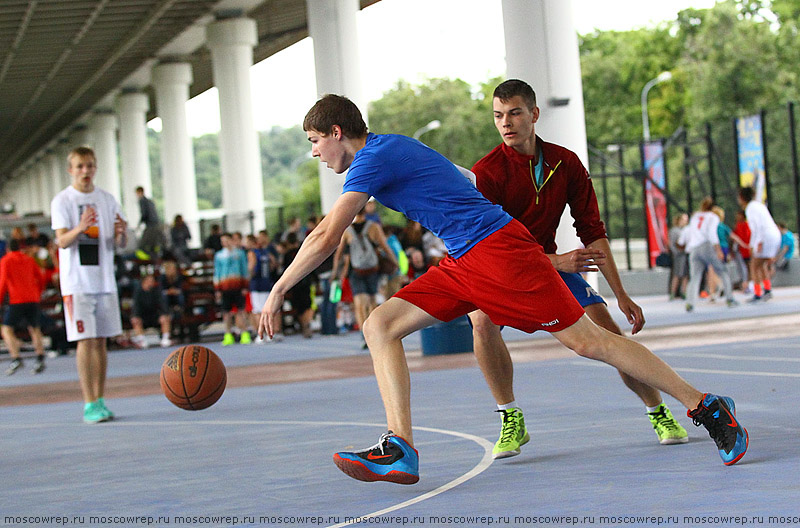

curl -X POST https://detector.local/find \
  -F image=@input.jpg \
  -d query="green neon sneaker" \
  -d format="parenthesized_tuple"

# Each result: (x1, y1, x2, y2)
(493, 408, 530, 459)
(83, 401, 110, 424)
(239, 331, 252, 345)
(648, 403, 688, 445)
(222, 332, 235, 346)
(97, 398, 114, 420)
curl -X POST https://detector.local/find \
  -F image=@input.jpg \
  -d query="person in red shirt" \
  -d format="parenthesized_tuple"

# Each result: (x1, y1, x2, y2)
(1, 239, 47, 375)
(732, 210, 752, 291)
(470, 79, 687, 458)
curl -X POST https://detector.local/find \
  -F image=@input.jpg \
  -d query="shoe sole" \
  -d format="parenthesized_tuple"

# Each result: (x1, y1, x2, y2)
(83, 416, 111, 424)
(493, 432, 530, 459)
(659, 436, 689, 445)
(333, 455, 419, 485)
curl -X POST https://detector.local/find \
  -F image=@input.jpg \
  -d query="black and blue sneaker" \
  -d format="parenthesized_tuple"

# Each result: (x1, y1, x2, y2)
(333, 431, 419, 484)
(687, 393, 748, 465)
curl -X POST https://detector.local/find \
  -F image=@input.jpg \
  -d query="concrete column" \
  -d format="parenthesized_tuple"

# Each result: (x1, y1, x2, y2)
(89, 111, 121, 202)
(70, 124, 90, 150)
(46, 150, 64, 200)
(31, 163, 46, 213)
(55, 139, 72, 190)
(151, 62, 200, 243)
(306, 0, 366, 214)
(118, 90, 152, 229)
(502, 0, 587, 161)
(3, 182, 18, 216)
(502, 0, 588, 267)
(8, 178, 25, 215)
(12, 173, 26, 214)
(26, 163, 39, 213)
(25, 169, 38, 213)
(206, 17, 264, 234)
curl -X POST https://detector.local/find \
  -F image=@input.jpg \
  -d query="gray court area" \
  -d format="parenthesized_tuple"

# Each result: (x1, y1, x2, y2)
(1, 289, 799, 528)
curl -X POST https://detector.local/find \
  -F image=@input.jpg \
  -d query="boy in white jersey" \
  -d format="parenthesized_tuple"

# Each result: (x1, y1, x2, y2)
(51, 147, 128, 424)
(737, 186, 781, 302)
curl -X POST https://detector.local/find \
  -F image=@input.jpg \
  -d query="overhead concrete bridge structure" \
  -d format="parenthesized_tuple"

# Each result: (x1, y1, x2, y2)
(1, 0, 587, 246)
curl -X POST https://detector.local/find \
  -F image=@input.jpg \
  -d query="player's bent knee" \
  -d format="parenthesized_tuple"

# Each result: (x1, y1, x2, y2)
(469, 313, 498, 337)
(361, 311, 388, 343)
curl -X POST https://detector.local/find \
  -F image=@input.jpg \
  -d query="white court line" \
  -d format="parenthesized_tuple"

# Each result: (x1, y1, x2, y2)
(570, 361, 800, 378)
(0, 419, 494, 526)
(661, 351, 800, 363)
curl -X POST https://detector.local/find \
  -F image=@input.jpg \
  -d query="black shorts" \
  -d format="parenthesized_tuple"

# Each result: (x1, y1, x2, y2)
(221, 290, 245, 312)
(133, 312, 162, 329)
(2, 303, 41, 329)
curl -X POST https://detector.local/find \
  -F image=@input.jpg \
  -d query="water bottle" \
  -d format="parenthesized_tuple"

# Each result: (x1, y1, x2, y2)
(329, 280, 342, 303)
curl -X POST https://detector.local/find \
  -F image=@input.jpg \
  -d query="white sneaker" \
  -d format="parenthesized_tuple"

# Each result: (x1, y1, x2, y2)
(160, 336, 173, 348)
(132, 336, 149, 349)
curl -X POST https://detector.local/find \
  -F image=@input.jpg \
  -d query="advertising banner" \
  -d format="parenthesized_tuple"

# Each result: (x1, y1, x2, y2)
(736, 114, 767, 202)
(643, 141, 668, 267)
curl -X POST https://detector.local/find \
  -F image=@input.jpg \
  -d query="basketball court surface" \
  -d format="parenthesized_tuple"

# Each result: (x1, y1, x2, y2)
(2, 288, 799, 527)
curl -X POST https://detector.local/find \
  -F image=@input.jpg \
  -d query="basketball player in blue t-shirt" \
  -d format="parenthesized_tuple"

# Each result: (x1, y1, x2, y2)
(258, 95, 748, 484)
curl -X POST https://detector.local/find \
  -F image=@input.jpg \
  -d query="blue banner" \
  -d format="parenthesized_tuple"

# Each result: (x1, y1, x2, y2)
(736, 114, 766, 202)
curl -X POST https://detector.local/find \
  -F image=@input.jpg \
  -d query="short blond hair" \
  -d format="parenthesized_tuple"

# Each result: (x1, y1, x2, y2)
(67, 146, 96, 166)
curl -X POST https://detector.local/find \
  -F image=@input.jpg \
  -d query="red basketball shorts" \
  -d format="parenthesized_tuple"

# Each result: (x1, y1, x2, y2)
(394, 219, 584, 333)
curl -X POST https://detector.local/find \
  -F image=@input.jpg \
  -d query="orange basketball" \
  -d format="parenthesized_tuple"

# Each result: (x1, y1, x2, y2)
(160, 345, 226, 410)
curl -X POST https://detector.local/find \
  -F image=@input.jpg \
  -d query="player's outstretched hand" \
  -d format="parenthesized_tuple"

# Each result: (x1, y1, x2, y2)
(259, 290, 284, 340)
(552, 248, 606, 274)
(617, 293, 645, 335)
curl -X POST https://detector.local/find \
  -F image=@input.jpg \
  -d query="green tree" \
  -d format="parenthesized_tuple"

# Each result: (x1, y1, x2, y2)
(193, 134, 221, 210)
(678, 1, 789, 124)
(368, 77, 501, 169)
(580, 26, 683, 145)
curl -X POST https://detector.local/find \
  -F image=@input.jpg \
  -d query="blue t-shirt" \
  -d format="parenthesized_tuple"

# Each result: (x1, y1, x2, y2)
(250, 245, 278, 292)
(342, 133, 512, 259)
(780, 231, 795, 259)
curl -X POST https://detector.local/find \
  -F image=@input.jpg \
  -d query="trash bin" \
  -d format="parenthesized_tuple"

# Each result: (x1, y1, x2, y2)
(420, 315, 473, 355)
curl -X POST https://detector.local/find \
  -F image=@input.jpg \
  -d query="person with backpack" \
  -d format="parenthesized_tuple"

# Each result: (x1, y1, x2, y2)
(331, 206, 397, 347)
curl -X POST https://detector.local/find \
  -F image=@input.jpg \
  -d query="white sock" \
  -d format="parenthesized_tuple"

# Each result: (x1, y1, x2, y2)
(161, 333, 170, 340)
(646, 404, 663, 413)
(497, 401, 518, 411)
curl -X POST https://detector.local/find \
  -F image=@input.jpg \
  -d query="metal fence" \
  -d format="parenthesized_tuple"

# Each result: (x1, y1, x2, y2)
(590, 101, 800, 270)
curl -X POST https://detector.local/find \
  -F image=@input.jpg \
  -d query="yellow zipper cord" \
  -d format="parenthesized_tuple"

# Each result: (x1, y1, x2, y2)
(530, 158, 562, 205)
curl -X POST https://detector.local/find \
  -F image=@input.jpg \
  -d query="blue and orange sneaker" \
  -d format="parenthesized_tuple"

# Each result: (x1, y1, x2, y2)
(687, 393, 748, 465)
(333, 431, 419, 484)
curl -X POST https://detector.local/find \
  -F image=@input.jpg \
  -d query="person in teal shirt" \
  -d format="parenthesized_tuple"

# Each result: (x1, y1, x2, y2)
(776, 222, 795, 270)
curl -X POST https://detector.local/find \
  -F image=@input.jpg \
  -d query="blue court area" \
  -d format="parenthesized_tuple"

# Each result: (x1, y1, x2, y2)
(1, 288, 799, 528)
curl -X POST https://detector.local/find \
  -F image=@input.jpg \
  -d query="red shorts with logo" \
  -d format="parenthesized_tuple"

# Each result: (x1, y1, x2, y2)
(394, 219, 584, 333)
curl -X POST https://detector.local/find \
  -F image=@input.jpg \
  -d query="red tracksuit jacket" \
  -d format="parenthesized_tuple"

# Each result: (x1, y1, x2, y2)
(472, 137, 607, 254)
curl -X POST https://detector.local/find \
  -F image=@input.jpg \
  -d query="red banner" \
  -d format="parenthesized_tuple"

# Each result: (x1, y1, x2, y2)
(643, 141, 668, 267)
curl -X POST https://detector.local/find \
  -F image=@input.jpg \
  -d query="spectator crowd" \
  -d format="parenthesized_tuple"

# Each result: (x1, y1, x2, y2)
(666, 190, 796, 311)
(2, 186, 797, 362)
(0, 202, 458, 360)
